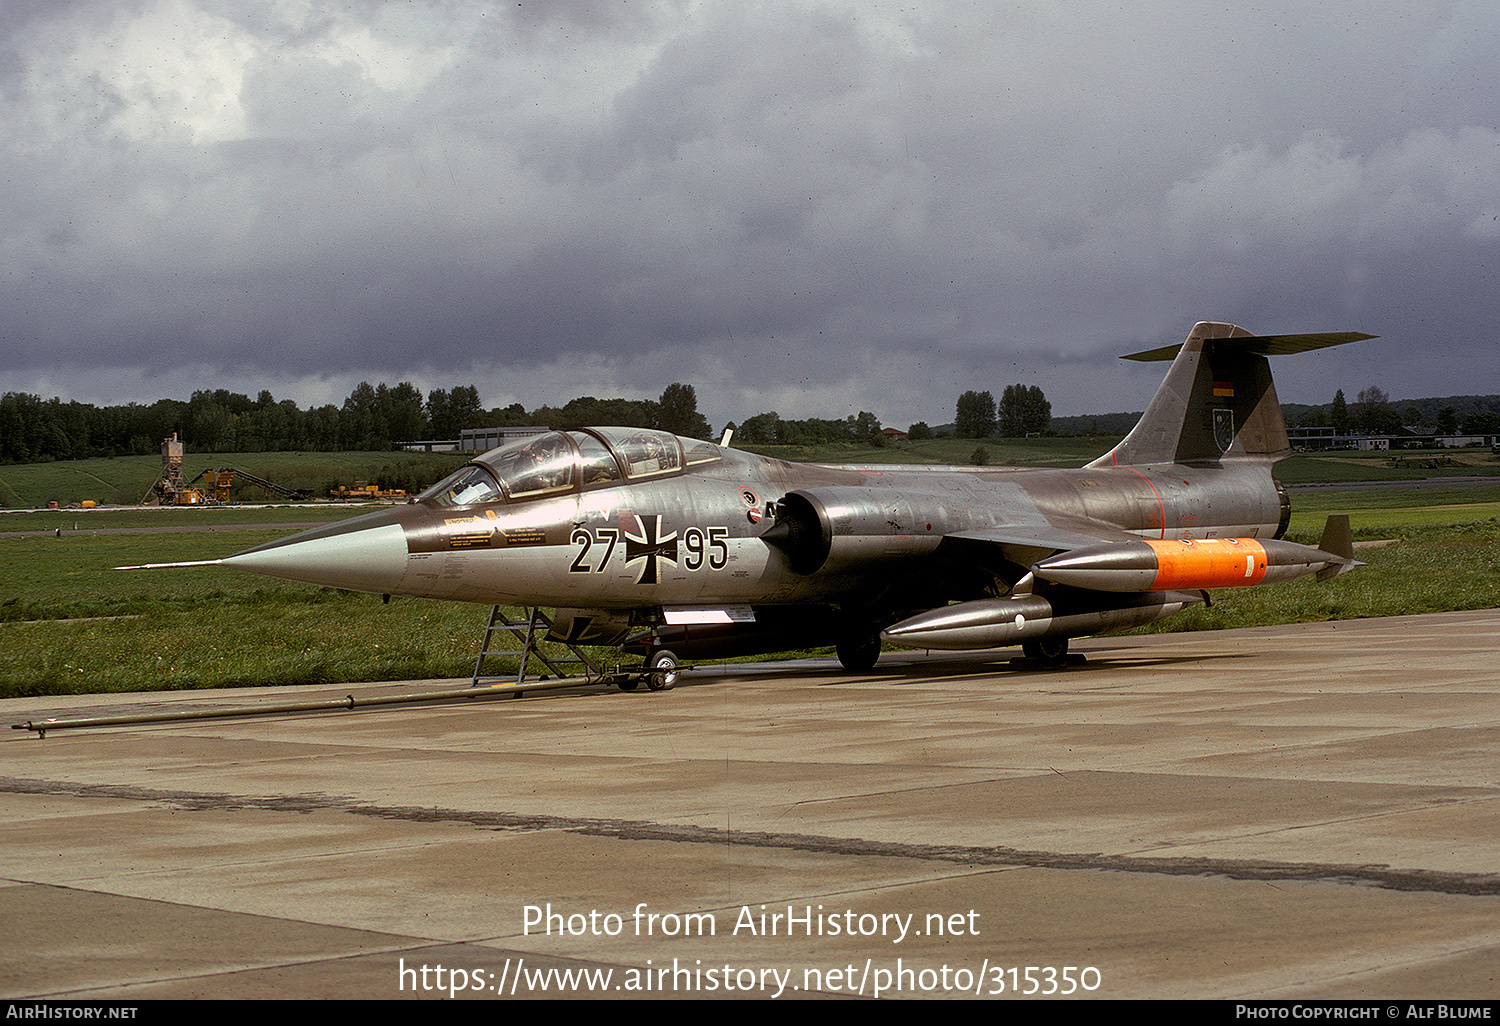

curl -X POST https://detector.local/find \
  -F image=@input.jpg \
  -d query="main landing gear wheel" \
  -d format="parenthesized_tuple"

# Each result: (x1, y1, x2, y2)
(645, 649, 680, 690)
(1022, 636, 1070, 666)
(836, 631, 882, 672)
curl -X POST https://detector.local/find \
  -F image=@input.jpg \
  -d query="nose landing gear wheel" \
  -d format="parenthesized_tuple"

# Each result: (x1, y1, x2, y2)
(646, 649, 680, 690)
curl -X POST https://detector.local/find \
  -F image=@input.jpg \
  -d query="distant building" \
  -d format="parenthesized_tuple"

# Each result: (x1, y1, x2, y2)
(1286, 423, 1499, 452)
(460, 426, 549, 452)
(1286, 426, 1337, 450)
(398, 426, 549, 453)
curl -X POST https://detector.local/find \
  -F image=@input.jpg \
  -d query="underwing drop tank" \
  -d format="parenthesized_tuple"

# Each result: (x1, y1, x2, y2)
(881, 590, 1202, 651)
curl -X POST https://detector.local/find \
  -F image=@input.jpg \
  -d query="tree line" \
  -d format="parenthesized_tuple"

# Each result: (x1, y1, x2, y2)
(731, 410, 885, 447)
(13, 370, 1482, 469)
(0, 381, 713, 465)
(1295, 387, 1500, 435)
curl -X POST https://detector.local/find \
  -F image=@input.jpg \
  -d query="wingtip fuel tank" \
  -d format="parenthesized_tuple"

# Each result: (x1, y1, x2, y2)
(1031, 536, 1358, 594)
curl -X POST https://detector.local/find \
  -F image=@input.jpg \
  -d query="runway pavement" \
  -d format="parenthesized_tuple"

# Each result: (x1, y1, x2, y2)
(3, 609, 1498, 1001)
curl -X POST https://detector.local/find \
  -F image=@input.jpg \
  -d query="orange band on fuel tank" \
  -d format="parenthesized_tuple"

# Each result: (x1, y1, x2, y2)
(1145, 538, 1268, 590)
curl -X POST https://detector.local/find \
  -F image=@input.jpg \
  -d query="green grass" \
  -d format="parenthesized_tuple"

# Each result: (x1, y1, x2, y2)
(1289, 484, 1500, 510)
(1286, 485, 1500, 537)
(1131, 519, 1500, 636)
(1, 529, 331, 622)
(6, 518, 1493, 699)
(734, 437, 1500, 480)
(739, 435, 1115, 467)
(1158, 486, 1500, 639)
(0, 513, 619, 697)
(2, 595, 490, 696)
(1, 505, 367, 534)
(7, 441, 1495, 509)
(1274, 450, 1500, 484)
(0, 450, 466, 508)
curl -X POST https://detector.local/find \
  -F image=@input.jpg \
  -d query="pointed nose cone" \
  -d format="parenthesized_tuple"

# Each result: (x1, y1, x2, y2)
(223, 511, 410, 594)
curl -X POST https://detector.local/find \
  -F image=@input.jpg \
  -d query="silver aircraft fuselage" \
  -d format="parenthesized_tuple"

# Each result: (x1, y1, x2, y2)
(224, 442, 1283, 609)
(164, 322, 1369, 669)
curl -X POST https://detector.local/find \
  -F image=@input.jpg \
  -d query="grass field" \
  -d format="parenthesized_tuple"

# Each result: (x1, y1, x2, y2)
(740, 435, 1116, 467)
(3, 439, 1496, 508)
(2, 452, 1497, 698)
(1285, 483, 1500, 535)
(1275, 450, 1500, 484)
(0, 518, 496, 697)
(1136, 517, 1500, 637)
(0, 450, 467, 509)
(736, 436, 1500, 484)
(2, 504, 370, 533)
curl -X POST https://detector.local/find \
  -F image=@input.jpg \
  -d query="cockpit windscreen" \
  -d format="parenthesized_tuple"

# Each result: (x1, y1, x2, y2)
(425, 427, 714, 507)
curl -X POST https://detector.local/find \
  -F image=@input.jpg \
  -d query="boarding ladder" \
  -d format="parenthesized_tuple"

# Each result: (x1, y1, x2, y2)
(471, 606, 604, 687)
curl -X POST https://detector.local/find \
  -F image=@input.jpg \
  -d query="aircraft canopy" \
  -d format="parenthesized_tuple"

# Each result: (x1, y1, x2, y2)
(419, 428, 720, 506)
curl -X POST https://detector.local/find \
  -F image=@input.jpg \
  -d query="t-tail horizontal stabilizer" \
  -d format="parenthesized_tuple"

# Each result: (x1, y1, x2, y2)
(1088, 322, 1377, 469)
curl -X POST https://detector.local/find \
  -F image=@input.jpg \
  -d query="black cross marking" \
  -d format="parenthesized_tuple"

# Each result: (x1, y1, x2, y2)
(624, 514, 678, 585)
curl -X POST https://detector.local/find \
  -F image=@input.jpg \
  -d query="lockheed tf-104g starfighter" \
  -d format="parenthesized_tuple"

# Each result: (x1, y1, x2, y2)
(127, 322, 1369, 684)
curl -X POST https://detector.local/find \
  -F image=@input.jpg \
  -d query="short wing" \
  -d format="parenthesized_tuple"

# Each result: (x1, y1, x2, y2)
(939, 517, 1141, 571)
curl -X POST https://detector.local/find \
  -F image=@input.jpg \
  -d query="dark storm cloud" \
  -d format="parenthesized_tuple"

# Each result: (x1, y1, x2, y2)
(1, 1, 1497, 429)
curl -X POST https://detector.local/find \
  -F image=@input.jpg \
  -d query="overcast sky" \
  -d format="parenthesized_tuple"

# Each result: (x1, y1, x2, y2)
(3, 0, 1497, 432)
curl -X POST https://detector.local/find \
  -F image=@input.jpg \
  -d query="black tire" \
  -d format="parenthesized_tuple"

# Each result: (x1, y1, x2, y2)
(836, 631, 881, 672)
(1022, 636, 1069, 665)
(646, 649, 680, 690)
(617, 677, 640, 692)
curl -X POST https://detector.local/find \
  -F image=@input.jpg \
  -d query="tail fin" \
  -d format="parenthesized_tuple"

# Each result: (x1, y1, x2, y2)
(1314, 513, 1362, 581)
(1086, 322, 1375, 468)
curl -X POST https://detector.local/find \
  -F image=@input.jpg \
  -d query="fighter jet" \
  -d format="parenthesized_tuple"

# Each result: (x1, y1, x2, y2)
(127, 321, 1369, 681)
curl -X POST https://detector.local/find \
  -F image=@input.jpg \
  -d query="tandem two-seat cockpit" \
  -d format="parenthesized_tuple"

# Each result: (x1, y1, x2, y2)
(419, 427, 725, 508)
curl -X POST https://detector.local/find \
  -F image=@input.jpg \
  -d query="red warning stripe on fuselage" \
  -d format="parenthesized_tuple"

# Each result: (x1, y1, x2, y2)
(1145, 538, 1267, 590)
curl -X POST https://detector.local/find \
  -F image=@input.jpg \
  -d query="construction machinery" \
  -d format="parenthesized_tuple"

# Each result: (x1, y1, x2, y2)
(140, 435, 311, 505)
